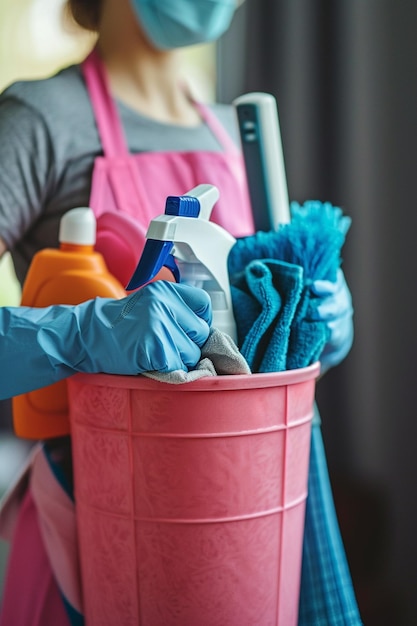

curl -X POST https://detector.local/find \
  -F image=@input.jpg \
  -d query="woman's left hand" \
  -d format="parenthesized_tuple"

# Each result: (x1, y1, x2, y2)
(310, 268, 354, 373)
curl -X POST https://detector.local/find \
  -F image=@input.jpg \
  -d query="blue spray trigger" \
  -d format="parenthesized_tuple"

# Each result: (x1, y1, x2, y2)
(126, 239, 179, 291)
(163, 253, 180, 281)
(125, 196, 199, 291)
(165, 195, 200, 217)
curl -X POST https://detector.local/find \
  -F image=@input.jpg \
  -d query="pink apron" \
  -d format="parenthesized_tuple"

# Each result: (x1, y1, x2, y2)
(0, 49, 254, 626)
(82, 48, 254, 286)
(0, 450, 75, 626)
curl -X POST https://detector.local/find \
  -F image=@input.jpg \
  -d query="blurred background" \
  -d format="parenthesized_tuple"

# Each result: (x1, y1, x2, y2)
(1, 1, 417, 624)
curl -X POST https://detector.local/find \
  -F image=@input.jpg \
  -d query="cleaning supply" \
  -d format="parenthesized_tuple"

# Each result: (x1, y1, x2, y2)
(62, 191, 322, 626)
(233, 92, 291, 230)
(228, 201, 352, 372)
(231, 259, 305, 373)
(68, 361, 320, 626)
(127, 183, 238, 343)
(143, 326, 251, 384)
(12, 207, 127, 440)
(229, 201, 351, 283)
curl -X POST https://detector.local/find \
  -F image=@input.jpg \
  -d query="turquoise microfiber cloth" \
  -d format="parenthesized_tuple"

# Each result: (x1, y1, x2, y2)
(286, 284, 329, 370)
(230, 259, 304, 372)
(228, 201, 362, 625)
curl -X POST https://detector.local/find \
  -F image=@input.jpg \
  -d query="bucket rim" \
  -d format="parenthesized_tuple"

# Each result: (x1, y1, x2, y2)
(70, 361, 320, 392)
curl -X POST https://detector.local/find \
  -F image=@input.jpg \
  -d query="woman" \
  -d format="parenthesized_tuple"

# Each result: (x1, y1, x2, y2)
(0, 1, 353, 623)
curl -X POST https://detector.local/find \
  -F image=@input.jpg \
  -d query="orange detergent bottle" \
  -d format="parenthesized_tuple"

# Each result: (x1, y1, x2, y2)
(13, 207, 127, 440)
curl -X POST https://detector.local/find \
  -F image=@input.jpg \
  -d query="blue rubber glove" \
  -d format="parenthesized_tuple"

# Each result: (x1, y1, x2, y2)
(0, 282, 212, 400)
(310, 268, 354, 373)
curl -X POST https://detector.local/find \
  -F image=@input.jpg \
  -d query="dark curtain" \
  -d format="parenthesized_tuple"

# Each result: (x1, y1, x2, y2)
(217, 2, 417, 624)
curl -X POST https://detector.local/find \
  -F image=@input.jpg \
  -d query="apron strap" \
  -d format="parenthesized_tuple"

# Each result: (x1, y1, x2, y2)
(81, 47, 129, 158)
(194, 101, 241, 155)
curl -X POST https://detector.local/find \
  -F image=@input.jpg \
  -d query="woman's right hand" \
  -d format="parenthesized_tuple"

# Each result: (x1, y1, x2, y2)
(78, 281, 213, 374)
(0, 282, 212, 400)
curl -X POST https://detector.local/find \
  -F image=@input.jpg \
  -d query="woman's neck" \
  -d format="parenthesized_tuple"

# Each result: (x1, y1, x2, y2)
(96, 3, 201, 126)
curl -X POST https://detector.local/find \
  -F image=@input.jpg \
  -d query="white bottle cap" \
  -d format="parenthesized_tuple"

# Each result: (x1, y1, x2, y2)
(59, 207, 96, 246)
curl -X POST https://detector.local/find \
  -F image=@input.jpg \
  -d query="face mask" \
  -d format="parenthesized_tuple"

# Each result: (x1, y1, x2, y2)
(131, 0, 237, 50)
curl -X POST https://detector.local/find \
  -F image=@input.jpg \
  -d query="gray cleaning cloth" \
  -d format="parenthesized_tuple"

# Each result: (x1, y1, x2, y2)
(144, 327, 251, 384)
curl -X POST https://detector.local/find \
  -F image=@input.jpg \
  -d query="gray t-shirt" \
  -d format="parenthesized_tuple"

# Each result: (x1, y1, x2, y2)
(0, 64, 239, 284)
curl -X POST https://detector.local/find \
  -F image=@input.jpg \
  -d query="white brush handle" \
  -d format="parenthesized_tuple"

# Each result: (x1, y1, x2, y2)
(233, 92, 290, 230)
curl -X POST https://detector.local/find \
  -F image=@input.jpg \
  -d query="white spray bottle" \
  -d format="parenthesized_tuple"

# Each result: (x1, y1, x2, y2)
(126, 184, 238, 343)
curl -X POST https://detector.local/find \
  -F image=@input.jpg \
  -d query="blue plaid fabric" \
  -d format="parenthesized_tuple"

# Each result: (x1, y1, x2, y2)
(298, 408, 363, 625)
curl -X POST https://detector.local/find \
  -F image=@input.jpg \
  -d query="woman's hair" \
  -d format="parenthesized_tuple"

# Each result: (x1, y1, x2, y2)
(66, 0, 102, 31)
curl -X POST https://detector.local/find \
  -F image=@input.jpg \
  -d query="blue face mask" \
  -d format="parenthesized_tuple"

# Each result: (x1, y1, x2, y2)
(131, 0, 237, 50)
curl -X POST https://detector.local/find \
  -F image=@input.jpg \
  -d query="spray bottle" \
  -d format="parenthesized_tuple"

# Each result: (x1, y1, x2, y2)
(127, 184, 238, 343)
(13, 207, 127, 440)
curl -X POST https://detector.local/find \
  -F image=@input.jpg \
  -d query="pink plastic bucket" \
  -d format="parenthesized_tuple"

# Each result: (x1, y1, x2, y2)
(68, 362, 320, 626)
